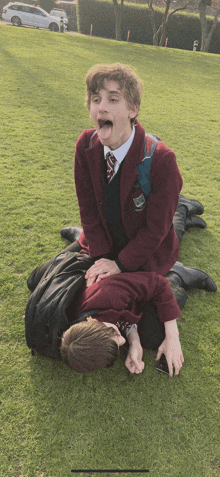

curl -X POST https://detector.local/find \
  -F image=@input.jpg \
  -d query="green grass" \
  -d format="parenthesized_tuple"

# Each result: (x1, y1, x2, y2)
(0, 23, 220, 477)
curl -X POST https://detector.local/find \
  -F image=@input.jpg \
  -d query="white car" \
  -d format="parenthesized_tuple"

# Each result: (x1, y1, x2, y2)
(2, 2, 67, 31)
(50, 8, 68, 23)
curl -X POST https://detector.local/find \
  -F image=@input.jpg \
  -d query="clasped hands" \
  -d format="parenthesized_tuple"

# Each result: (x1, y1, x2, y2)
(85, 258, 121, 287)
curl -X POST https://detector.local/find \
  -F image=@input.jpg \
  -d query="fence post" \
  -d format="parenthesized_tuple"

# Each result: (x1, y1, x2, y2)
(60, 16, 64, 33)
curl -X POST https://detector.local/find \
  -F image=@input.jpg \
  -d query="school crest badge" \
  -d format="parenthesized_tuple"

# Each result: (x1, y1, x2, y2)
(133, 193, 146, 211)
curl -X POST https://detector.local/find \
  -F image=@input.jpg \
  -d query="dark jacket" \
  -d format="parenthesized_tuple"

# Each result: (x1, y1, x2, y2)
(25, 251, 94, 359)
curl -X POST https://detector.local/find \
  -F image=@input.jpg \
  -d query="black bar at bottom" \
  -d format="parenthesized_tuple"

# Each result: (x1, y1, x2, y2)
(71, 471, 149, 473)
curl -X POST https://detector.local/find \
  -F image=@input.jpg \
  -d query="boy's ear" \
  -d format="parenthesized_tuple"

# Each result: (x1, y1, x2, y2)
(129, 104, 139, 119)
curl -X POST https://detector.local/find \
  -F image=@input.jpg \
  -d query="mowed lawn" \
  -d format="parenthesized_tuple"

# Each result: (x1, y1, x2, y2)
(0, 23, 220, 477)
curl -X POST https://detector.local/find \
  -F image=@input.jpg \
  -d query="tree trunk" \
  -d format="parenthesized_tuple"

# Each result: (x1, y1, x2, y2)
(148, 0, 191, 48)
(199, 1, 208, 50)
(148, 0, 173, 47)
(113, 0, 123, 41)
(199, 4, 220, 52)
(148, 1, 158, 45)
(159, 0, 171, 46)
(148, 0, 169, 46)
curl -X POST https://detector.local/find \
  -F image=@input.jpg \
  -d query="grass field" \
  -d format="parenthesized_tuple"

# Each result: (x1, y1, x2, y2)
(0, 23, 220, 477)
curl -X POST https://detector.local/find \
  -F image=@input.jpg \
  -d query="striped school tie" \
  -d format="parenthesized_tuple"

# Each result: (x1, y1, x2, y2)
(106, 152, 117, 182)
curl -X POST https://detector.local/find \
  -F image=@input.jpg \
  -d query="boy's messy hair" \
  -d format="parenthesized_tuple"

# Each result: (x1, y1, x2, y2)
(60, 317, 119, 372)
(85, 63, 143, 118)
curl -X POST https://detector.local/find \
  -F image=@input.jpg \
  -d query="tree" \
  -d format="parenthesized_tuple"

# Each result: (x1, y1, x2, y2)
(35, 0, 56, 13)
(148, 0, 190, 46)
(198, 0, 220, 51)
(112, 0, 124, 40)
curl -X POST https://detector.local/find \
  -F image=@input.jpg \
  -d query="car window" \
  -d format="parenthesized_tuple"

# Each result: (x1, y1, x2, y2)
(22, 6, 32, 13)
(30, 8, 45, 15)
(51, 10, 66, 17)
(9, 4, 22, 10)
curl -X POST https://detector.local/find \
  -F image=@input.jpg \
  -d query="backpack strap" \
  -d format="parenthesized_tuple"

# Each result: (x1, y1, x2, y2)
(89, 130, 160, 197)
(89, 131, 97, 148)
(136, 134, 160, 196)
(144, 133, 160, 158)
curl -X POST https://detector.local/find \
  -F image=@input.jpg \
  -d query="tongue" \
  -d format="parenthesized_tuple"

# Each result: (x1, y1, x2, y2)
(99, 124, 112, 141)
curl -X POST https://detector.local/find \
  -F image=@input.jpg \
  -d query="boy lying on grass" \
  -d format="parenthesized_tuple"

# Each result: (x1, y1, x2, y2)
(26, 242, 216, 377)
(59, 261, 215, 377)
(61, 316, 180, 377)
(61, 269, 183, 376)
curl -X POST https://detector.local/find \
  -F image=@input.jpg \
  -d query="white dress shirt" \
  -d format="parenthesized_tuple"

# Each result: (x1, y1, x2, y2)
(104, 126, 135, 181)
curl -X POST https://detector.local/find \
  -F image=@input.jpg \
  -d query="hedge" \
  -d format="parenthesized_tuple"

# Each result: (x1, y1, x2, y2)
(77, 0, 220, 54)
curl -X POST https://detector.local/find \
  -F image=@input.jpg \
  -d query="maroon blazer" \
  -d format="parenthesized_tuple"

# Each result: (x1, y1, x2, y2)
(74, 272, 181, 328)
(74, 120, 183, 276)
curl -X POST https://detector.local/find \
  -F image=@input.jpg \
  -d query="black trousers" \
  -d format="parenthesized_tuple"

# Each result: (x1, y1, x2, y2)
(138, 272, 187, 350)
(27, 205, 188, 350)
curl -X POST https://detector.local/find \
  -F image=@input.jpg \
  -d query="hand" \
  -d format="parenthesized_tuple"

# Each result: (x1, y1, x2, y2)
(125, 344, 145, 374)
(156, 336, 184, 377)
(85, 259, 121, 287)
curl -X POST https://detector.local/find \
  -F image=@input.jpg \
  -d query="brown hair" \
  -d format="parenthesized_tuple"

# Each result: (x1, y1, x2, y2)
(85, 63, 143, 122)
(60, 317, 119, 372)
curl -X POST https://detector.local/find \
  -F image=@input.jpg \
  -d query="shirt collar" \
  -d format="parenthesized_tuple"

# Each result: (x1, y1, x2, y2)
(104, 126, 135, 164)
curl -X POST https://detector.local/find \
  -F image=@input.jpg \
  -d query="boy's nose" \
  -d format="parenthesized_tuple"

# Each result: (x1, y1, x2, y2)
(98, 98, 108, 112)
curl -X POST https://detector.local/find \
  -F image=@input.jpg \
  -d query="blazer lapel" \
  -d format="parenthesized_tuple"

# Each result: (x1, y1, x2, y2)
(120, 122, 146, 213)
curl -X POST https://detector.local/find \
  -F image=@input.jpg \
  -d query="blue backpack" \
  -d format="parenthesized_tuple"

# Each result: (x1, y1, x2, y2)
(135, 134, 160, 196)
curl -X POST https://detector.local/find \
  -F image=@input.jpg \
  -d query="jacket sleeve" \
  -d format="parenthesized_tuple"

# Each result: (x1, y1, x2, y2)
(78, 272, 181, 323)
(74, 131, 112, 257)
(118, 146, 182, 271)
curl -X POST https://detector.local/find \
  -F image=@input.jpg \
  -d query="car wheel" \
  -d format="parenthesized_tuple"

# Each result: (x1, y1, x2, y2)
(49, 22, 59, 32)
(11, 16, 21, 26)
